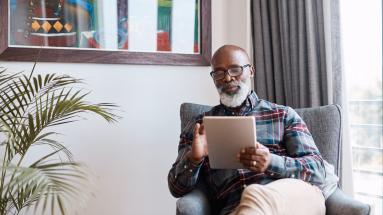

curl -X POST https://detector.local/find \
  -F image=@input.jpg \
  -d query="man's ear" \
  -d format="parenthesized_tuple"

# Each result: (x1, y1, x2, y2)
(250, 66, 255, 77)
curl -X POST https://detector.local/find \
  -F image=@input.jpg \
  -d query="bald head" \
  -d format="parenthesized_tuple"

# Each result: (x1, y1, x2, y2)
(211, 45, 251, 69)
(210, 45, 254, 108)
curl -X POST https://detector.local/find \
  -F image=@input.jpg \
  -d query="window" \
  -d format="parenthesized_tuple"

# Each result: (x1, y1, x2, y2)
(340, 0, 382, 214)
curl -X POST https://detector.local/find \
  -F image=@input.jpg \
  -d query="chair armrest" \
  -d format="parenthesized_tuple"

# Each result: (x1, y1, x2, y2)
(325, 188, 371, 215)
(176, 188, 210, 215)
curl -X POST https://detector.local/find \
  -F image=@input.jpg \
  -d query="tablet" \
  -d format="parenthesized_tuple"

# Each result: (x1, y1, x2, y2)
(203, 116, 257, 169)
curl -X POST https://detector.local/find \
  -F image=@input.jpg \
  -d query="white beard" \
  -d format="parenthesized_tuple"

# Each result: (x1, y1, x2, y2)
(217, 78, 251, 108)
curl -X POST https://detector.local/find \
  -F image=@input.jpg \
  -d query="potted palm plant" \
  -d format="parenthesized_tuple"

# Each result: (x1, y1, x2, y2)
(0, 65, 118, 215)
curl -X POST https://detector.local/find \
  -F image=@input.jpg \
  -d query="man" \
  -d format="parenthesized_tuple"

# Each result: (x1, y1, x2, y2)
(168, 45, 336, 215)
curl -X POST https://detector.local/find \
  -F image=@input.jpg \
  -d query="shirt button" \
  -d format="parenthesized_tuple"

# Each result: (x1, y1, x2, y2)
(243, 184, 247, 188)
(270, 173, 274, 176)
(184, 165, 188, 169)
(291, 174, 295, 178)
(189, 169, 193, 173)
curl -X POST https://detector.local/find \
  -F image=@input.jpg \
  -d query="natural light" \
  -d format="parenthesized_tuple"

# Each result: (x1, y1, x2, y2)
(340, 0, 383, 214)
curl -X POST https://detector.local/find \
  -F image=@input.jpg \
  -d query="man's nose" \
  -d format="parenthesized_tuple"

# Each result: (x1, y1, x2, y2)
(224, 73, 233, 82)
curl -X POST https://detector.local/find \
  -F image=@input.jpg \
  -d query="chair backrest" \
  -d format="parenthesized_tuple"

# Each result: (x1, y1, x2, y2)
(180, 103, 342, 180)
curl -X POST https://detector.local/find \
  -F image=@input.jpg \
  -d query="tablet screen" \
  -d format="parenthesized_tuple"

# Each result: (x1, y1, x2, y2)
(203, 116, 257, 169)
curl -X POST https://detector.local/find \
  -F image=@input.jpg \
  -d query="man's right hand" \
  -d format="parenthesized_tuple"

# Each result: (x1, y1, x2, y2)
(187, 123, 208, 164)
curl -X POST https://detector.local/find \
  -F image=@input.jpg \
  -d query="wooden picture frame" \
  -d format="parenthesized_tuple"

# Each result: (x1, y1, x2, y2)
(0, 0, 211, 66)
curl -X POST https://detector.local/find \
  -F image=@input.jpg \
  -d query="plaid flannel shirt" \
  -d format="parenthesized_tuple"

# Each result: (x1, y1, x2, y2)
(168, 91, 326, 215)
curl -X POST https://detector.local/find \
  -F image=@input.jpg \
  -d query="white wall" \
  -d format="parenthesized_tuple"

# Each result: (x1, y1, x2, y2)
(0, 0, 250, 214)
(212, 0, 252, 57)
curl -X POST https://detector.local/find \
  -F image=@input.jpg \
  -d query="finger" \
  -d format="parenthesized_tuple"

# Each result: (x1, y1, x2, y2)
(239, 151, 267, 162)
(244, 160, 262, 172)
(238, 154, 258, 160)
(193, 123, 200, 139)
(246, 147, 256, 154)
(239, 159, 261, 171)
(239, 155, 265, 165)
(204, 139, 209, 155)
(248, 166, 260, 172)
(239, 158, 257, 166)
(240, 147, 256, 154)
(199, 124, 206, 135)
(237, 153, 257, 161)
(240, 148, 246, 154)
(256, 142, 268, 149)
(255, 148, 269, 156)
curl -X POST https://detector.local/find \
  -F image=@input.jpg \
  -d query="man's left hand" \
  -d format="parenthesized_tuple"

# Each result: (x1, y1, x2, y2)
(237, 143, 271, 173)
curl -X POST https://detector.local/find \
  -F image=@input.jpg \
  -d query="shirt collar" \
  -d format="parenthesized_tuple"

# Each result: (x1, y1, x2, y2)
(247, 90, 259, 108)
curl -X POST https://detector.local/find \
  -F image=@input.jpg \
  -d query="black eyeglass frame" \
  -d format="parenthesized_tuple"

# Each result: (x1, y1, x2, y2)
(210, 64, 252, 80)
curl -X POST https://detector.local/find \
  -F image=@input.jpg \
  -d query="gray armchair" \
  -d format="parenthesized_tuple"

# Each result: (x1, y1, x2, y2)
(176, 103, 370, 215)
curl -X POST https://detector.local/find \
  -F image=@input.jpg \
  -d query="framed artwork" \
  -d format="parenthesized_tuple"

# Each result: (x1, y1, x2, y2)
(0, 0, 211, 65)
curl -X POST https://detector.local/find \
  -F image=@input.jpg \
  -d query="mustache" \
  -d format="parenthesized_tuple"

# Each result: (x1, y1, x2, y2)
(219, 82, 240, 91)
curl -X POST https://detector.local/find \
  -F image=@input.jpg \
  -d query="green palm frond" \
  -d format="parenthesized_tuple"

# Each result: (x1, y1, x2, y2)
(0, 72, 117, 158)
(3, 159, 89, 215)
(0, 68, 119, 215)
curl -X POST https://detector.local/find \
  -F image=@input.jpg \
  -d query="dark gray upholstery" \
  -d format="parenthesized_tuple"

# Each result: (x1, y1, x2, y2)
(295, 106, 342, 178)
(176, 103, 370, 215)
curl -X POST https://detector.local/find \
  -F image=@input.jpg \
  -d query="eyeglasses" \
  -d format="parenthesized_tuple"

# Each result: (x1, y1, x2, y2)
(210, 64, 251, 81)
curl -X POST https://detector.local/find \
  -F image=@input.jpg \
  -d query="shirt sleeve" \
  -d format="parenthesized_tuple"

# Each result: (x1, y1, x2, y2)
(266, 107, 326, 186)
(167, 119, 204, 198)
